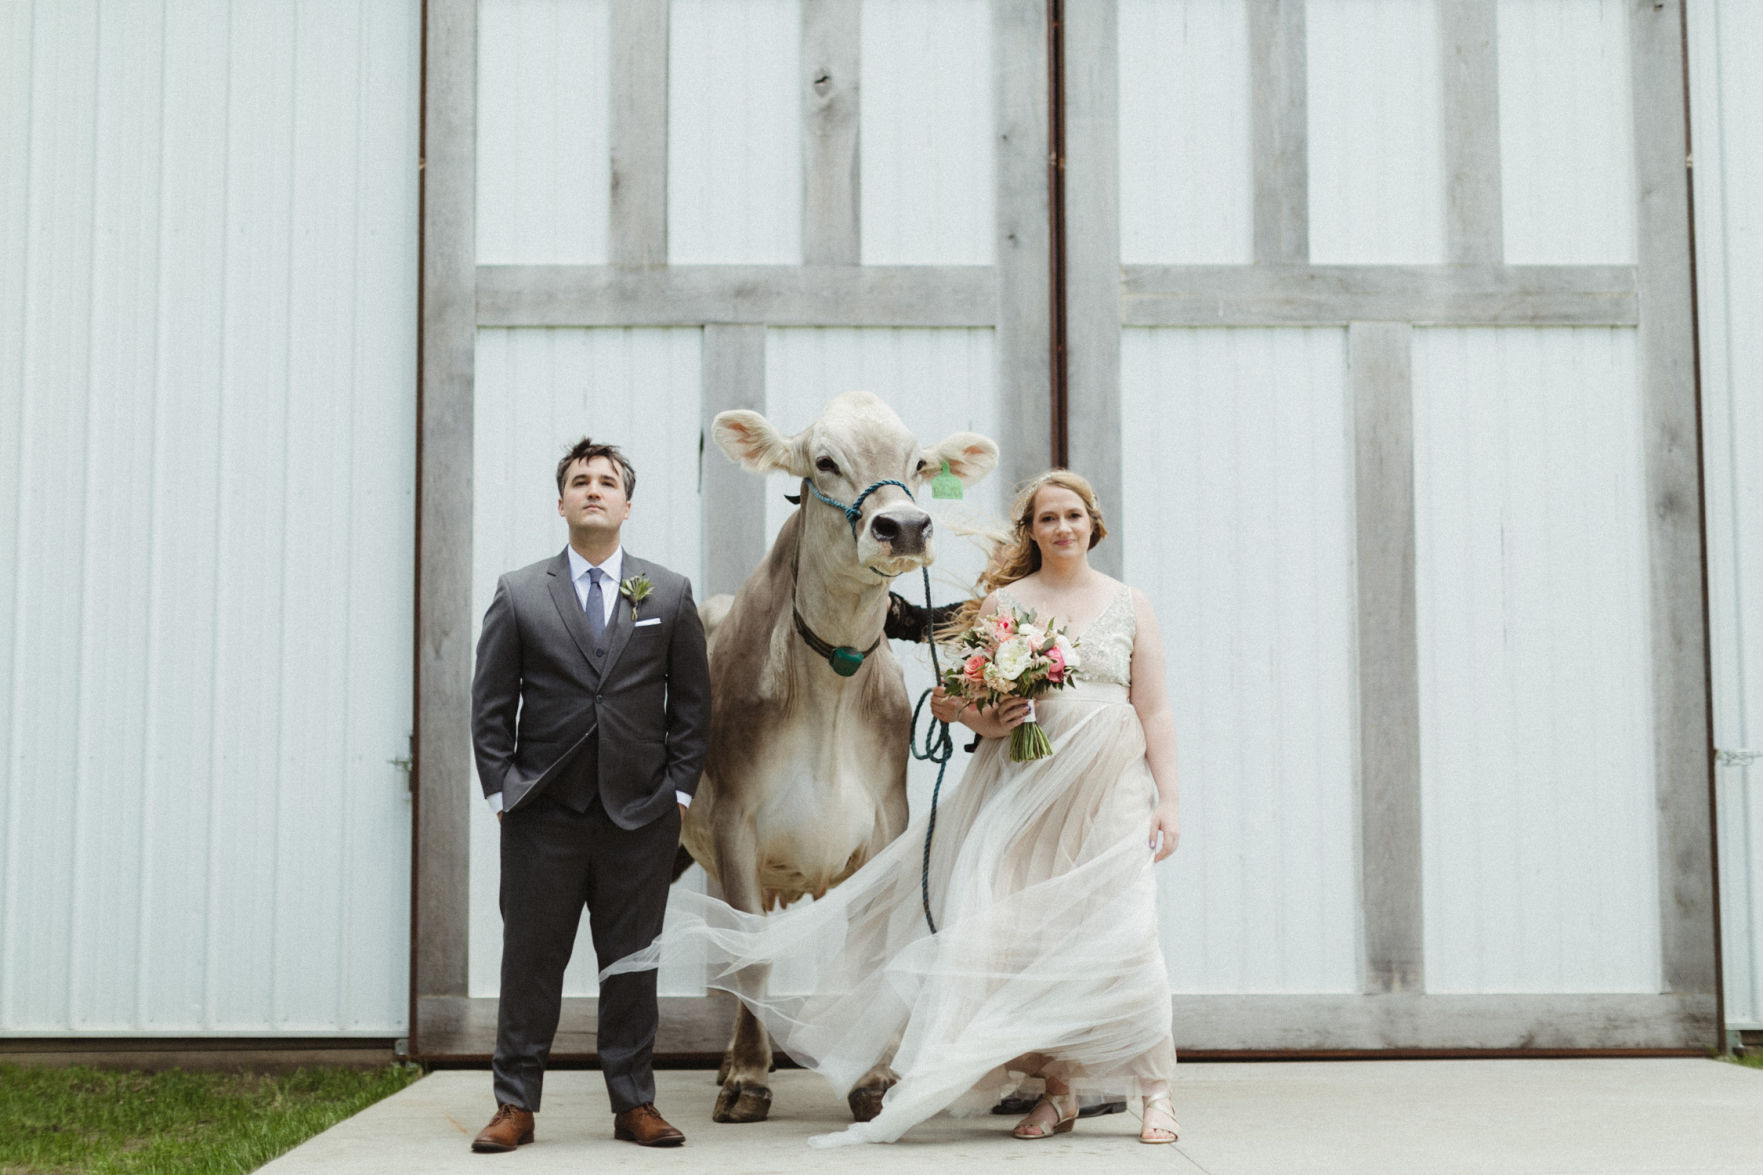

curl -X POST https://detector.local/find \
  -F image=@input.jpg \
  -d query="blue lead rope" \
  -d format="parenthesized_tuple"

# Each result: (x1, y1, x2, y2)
(909, 566, 953, 934)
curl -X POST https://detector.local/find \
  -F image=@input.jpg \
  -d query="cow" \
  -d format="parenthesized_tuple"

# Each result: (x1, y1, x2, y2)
(679, 391, 999, 1123)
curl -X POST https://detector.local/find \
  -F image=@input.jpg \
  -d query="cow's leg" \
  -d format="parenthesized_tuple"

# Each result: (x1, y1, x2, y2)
(711, 821, 773, 1124)
(847, 1048, 900, 1122)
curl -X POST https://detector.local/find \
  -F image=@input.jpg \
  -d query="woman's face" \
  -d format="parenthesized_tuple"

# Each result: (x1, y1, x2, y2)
(1028, 484, 1093, 561)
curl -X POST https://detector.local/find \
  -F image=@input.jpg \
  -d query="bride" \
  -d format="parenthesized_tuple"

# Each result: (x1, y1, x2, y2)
(605, 469, 1182, 1146)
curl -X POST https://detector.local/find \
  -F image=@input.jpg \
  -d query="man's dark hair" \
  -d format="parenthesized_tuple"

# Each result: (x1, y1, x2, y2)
(556, 438, 637, 499)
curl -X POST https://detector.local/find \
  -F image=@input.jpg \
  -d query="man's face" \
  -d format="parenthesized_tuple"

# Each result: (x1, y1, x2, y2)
(557, 454, 631, 538)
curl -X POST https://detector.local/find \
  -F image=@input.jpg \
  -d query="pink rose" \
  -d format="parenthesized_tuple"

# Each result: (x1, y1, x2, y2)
(988, 613, 1017, 641)
(1045, 645, 1066, 683)
(962, 653, 988, 686)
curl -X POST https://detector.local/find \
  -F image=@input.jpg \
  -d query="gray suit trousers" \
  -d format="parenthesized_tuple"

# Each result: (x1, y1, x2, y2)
(492, 792, 679, 1113)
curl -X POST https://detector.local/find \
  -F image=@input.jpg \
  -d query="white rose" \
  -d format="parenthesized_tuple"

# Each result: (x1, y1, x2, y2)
(1054, 634, 1080, 670)
(995, 636, 1033, 680)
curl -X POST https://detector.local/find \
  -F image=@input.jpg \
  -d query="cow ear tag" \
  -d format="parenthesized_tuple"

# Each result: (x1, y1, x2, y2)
(930, 460, 963, 500)
(829, 646, 866, 676)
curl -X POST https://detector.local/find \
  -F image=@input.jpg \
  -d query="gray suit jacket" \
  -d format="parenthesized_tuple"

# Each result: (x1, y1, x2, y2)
(470, 548, 711, 829)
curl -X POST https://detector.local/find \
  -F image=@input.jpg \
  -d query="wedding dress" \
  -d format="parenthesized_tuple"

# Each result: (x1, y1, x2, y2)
(604, 582, 1175, 1145)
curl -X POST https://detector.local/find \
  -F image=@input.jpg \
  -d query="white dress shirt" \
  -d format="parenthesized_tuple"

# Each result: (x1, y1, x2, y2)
(488, 544, 692, 814)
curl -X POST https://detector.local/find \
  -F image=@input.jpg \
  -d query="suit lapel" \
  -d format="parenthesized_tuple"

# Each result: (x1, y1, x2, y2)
(596, 553, 643, 681)
(546, 549, 602, 676)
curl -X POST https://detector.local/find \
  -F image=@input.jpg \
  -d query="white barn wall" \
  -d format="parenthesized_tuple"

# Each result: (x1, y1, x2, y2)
(1497, 0, 1636, 264)
(1306, 0, 1447, 264)
(1120, 327, 1361, 994)
(1117, 0, 1253, 265)
(475, 0, 611, 264)
(468, 327, 706, 999)
(859, 0, 994, 265)
(0, 0, 419, 1034)
(1688, 0, 1763, 1029)
(667, 0, 803, 264)
(1412, 327, 1659, 994)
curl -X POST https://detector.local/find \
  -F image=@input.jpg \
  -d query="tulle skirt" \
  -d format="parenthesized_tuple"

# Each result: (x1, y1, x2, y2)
(604, 686, 1176, 1145)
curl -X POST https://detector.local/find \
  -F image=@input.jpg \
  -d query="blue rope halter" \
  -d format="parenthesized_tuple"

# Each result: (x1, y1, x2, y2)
(801, 476, 917, 538)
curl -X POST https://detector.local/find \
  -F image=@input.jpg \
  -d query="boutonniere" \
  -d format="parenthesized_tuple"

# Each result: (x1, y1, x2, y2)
(620, 575, 654, 619)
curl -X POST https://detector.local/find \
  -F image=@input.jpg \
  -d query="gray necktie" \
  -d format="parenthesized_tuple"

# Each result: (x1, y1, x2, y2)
(585, 567, 606, 640)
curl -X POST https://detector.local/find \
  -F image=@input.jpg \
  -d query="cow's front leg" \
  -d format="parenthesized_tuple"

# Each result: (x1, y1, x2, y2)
(711, 822, 773, 1124)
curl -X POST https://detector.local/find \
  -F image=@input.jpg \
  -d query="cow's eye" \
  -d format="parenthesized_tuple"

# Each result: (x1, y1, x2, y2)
(815, 456, 840, 477)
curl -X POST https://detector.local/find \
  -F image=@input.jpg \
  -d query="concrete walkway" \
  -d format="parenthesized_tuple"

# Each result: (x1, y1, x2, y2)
(259, 1059, 1763, 1174)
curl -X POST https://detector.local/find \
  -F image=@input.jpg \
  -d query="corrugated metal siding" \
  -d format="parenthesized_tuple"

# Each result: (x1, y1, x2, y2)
(859, 0, 993, 265)
(668, 0, 802, 264)
(1412, 327, 1659, 993)
(476, 0, 611, 264)
(1688, 0, 1763, 1028)
(1497, 0, 1636, 264)
(763, 328, 1002, 818)
(468, 327, 706, 999)
(1120, 327, 1361, 994)
(1306, 0, 1447, 264)
(0, 0, 419, 1034)
(1118, 0, 1253, 265)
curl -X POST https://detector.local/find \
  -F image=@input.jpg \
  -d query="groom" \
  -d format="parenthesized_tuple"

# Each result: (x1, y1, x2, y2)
(469, 438, 711, 1152)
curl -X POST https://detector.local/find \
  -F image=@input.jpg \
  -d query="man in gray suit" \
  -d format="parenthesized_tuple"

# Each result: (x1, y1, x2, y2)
(469, 438, 710, 1152)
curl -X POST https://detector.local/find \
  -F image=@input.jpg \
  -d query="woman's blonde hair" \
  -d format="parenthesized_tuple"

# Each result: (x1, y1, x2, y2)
(943, 469, 1108, 636)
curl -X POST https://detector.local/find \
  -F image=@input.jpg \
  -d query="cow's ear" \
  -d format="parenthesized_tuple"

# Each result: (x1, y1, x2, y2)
(713, 410, 811, 475)
(920, 432, 1000, 486)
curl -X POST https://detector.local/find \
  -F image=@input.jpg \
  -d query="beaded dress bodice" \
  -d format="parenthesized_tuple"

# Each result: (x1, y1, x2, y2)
(999, 583, 1135, 697)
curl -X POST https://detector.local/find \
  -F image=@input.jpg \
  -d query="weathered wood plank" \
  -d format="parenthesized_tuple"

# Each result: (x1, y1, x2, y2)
(1351, 322, 1423, 995)
(1061, 0, 1123, 576)
(1120, 264, 1639, 325)
(1629, 0, 1716, 1012)
(1250, 0, 1308, 263)
(1440, 0, 1503, 263)
(700, 325, 769, 600)
(609, 0, 669, 265)
(991, 0, 1052, 489)
(410, 991, 1716, 1060)
(801, 0, 860, 266)
(477, 264, 997, 327)
(414, 0, 476, 1015)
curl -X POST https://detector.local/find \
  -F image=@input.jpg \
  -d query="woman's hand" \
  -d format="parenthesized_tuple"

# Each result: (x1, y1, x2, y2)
(1148, 801, 1181, 862)
(936, 689, 1032, 739)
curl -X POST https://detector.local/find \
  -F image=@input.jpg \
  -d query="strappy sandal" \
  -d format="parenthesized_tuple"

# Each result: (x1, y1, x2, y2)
(1011, 1092, 1078, 1140)
(1138, 1094, 1181, 1144)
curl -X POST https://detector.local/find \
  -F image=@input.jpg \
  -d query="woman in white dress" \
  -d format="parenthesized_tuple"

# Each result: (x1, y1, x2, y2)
(606, 470, 1182, 1146)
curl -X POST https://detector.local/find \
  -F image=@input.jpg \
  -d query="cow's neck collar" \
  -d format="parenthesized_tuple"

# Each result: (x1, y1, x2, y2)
(789, 523, 883, 678)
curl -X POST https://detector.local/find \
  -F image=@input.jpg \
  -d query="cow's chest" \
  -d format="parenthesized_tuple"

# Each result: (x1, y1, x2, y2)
(749, 714, 900, 894)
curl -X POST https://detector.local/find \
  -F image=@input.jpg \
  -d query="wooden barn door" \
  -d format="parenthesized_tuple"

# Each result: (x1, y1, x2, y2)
(413, 0, 1057, 1060)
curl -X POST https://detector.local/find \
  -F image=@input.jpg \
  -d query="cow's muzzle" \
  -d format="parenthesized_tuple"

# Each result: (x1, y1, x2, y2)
(869, 510, 932, 556)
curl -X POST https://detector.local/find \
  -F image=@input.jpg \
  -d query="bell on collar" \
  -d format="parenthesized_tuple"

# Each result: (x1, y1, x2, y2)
(828, 646, 866, 677)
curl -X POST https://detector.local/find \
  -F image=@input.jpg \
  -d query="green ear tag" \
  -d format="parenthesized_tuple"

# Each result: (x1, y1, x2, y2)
(828, 646, 866, 677)
(930, 459, 963, 500)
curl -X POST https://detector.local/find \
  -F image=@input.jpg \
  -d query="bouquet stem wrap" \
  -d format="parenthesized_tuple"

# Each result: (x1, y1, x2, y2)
(1009, 699, 1052, 761)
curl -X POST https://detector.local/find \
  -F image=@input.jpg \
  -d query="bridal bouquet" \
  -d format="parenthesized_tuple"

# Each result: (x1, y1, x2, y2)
(939, 607, 1081, 761)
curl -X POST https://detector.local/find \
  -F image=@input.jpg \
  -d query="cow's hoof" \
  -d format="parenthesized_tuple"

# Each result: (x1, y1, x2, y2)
(716, 1058, 731, 1085)
(847, 1080, 893, 1123)
(713, 1081, 772, 1123)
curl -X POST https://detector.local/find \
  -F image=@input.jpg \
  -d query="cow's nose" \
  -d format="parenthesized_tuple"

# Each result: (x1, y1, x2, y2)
(871, 512, 932, 551)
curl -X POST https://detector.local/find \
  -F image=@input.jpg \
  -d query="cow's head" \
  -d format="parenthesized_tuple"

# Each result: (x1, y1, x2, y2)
(713, 391, 999, 581)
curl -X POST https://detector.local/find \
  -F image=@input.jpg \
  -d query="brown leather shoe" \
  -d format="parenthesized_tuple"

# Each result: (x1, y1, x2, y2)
(613, 1103, 685, 1147)
(471, 1103, 534, 1153)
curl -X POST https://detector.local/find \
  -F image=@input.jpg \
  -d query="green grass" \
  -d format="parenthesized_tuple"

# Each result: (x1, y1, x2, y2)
(1722, 1049, 1763, 1070)
(0, 1063, 422, 1175)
